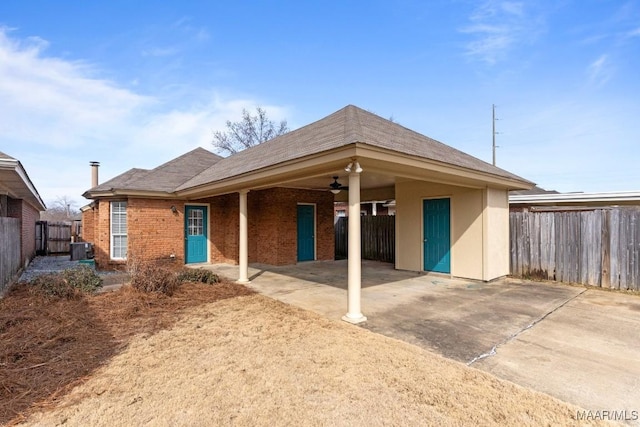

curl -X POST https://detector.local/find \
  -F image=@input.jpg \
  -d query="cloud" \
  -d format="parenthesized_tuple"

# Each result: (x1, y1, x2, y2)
(0, 28, 288, 206)
(587, 54, 612, 86)
(626, 27, 640, 37)
(141, 47, 179, 57)
(171, 16, 210, 42)
(460, 1, 542, 64)
(0, 28, 151, 149)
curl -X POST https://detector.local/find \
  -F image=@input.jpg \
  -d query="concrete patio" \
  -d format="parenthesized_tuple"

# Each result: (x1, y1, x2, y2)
(202, 260, 640, 424)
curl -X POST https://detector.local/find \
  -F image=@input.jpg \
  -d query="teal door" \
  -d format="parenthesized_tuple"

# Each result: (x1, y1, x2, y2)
(185, 206, 207, 264)
(423, 198, 451, 273)
(297, 205, 315, 261)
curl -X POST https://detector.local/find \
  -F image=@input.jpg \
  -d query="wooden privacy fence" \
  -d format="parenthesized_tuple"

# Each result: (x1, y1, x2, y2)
(0, 217, 21, 293)
(510, 208, 640, 290)
(335, 215, 395, 263)
(36, 221, 72, 255)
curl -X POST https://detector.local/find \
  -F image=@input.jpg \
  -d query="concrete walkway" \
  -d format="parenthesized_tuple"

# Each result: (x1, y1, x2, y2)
(203, 260, 640, 424)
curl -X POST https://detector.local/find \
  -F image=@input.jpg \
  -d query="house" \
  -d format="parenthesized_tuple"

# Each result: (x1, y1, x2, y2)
(334, 200, 394, 217)
(510, 189, 640, 211)
(82, 105, 533, 322)
(0, 151, 46, 292)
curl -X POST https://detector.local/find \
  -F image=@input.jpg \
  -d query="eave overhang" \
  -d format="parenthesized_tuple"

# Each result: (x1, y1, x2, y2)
(175, 143, 534, 199)
(0, 157, 47, 211)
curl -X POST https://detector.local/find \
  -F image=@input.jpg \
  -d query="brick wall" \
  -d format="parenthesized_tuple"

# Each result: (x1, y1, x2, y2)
(89, 187, 335, 269)
(245, 188, 334, 265)
(207, 193, 239, 264)
(205, 188, 334, 266)
(92, 198, 187, 270)
(81, 205, 96, 243)
(6, 198, 39, 266)
(20, 202, 39, 265)
(128, 198, 186, 266)
(93, 199, 112, 269)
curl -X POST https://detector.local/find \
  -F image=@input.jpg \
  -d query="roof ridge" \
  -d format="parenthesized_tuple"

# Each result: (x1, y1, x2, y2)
(344, 105, 364, 143)
(150, 147, 221, 173)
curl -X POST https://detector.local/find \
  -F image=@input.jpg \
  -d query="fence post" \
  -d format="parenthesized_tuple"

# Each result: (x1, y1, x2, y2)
(601, 210, 611, 288)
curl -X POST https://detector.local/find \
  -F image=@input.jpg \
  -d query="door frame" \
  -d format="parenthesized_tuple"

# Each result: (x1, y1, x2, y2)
(297, 203, 317, 262)
(184, 203, 210, 264)
(421, 196, 452, 274)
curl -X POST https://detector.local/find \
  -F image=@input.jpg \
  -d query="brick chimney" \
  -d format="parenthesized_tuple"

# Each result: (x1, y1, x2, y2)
(90, 161, 100, 188)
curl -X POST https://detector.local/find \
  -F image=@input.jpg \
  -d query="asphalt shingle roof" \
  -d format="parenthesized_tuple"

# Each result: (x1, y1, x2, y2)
(177, 105, 528, 191)
(89, 147, 222, 193)
(91, 168, 150, 192)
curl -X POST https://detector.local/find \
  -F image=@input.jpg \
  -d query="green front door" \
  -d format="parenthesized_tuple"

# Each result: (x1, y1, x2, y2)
(297, 204, 315, 262)
(423, 198, 451, 273)
(185, 205, 207, 264)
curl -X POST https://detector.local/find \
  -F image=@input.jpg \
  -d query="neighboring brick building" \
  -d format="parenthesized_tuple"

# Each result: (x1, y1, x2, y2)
(0, 151, 46, 292)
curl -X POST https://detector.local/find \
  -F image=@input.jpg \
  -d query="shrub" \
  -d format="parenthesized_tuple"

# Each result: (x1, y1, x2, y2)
(177, 268, 219, 285)
(130, 264, 180, 296)
(28, 266, 103, 300)
(62, 266, 103, 293)
(29, 274, 82, 300)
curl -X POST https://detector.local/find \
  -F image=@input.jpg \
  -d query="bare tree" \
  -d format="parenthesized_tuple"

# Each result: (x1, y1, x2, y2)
(41, 196, 79, 222)
(212, 107, 289, 155)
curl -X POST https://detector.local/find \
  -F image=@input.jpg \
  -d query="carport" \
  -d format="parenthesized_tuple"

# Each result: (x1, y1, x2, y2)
(174, 105, 533, 324)
(84, 105, 533, 324)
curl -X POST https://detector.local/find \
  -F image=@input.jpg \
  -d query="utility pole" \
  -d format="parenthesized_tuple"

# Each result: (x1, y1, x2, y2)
(492, 104, 498, 166)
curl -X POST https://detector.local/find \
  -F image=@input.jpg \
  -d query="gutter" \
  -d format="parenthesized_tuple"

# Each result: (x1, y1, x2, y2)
(510, 190, 640, 205)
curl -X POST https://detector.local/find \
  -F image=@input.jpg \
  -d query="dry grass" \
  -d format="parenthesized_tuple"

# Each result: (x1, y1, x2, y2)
(15, 294, 605, 427)
(0, 280, 253, 426)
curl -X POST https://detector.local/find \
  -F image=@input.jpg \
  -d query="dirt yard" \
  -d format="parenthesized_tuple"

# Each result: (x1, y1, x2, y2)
(1, 284, 605, 427)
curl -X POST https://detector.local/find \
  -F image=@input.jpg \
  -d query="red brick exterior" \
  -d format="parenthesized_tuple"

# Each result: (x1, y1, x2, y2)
(207, 193, 239, 264)
(247, 188, 334, 265)
(7, 198, 39, 266)
(85, 187, 335, 270)
(81, 205, 96, 243)
(128, 198, 186, 265)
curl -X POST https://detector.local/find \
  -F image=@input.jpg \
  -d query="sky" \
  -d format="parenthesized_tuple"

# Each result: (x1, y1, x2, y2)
(1, 0, 639, 209)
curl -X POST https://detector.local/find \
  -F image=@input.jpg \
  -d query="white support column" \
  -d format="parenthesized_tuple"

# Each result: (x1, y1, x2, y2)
(342, 168, 367, 324)
(237, 189, 250, 284)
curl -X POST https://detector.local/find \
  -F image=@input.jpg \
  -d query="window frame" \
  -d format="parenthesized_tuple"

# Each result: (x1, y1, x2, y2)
(110, 201, 127, 260)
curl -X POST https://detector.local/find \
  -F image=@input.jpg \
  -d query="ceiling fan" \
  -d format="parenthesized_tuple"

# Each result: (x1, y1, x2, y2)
(329, 176, 348, 194)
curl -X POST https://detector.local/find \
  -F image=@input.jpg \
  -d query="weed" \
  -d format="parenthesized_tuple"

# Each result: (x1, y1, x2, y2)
(62, 266, 103, 293)
(27, 266, 103, 300)
(177, 268, 219, 285)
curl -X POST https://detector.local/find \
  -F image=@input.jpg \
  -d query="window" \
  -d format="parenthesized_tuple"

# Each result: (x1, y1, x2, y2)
(336, 209, 346, 217)
(187, 208, 204, 236)
(110, 201, 127, 260)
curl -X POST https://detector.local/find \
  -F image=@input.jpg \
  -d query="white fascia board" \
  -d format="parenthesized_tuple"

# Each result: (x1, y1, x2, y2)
(510, 191, 640, 204)
(0, 157, 46, 210)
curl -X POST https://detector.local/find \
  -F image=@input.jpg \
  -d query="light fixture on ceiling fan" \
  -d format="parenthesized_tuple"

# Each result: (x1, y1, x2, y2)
(329, 176, 348, 194)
